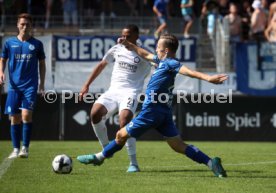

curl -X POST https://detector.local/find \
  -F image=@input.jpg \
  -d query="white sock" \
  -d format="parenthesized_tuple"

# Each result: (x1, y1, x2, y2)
(14, 148, 19, 153)
(92, 120, 109, 148)
(207, 160, 212, 170)
(126, 137, 138, 166)
(95, 152, 105, 161)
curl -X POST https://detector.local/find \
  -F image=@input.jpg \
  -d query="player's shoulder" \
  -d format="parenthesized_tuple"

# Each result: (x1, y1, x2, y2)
(165, 58, 182, 68)
(29, 37, 43, 44)
(5, 37, 17, 43)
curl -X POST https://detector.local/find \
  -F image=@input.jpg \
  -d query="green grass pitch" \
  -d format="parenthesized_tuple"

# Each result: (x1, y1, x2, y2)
(0, 141, 275, 193)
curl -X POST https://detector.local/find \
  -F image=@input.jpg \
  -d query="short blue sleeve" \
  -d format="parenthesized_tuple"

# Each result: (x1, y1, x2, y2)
(167, 60, 182, 73)
(1, 41, 9, 59)
(37, 41, 46, 60)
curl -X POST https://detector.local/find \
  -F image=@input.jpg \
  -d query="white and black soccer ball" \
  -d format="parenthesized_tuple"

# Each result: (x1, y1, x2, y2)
(52, 154, 73, 174)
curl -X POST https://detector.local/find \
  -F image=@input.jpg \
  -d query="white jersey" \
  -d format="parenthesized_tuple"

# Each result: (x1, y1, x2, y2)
(103, 44, 151, 94)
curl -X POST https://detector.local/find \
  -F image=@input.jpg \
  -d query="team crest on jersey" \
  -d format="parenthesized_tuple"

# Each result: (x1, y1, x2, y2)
(29, 44, 35, 50)
(134, 56, 140, 63)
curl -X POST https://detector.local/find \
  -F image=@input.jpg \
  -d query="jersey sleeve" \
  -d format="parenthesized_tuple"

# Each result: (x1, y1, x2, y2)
(37, 41, 46, 60)
(168, 60, 182, 73)
(102, 45, 117, 63)
(1, 41, 9, 59)
(153, 55, 160, 64)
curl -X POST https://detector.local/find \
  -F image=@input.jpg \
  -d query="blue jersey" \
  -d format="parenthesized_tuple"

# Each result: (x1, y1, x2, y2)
(154, 0, 169, 17)
(1, 37, 45, 90)
(142, 55, 181, 112)
(181, 0, 193, 15)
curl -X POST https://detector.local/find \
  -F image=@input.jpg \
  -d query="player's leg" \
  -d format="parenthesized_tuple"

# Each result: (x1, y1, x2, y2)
(77, 126, 130, 165)
(5, 89, 22, 159)
(8, 114, 22, 159)
(91, 103, 109, 148)
(119, 109, 140, 172)
(162, 116, 226, 177)
(119, 94, 140, 172)
(91, 92, 117, 148)
(19, 87, 37, 158)
(77, 108, 155, 165)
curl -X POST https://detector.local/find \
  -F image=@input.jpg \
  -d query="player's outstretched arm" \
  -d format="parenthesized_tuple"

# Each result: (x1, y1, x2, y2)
(79, 60, 108, 100)
(118, 38, 155, 62)
(178, 65, 228, 84)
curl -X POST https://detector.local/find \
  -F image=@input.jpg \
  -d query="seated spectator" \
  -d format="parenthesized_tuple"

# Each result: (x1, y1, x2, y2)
(251, 0, 267, 41)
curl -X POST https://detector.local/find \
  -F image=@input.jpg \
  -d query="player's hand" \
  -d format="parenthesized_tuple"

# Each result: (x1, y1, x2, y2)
(117, 37, 132, 50)
(38, 84, 45, 96)
(0, 73, 5, 86)
(79, 85, 89, 101)
(208, 74, 228, 84)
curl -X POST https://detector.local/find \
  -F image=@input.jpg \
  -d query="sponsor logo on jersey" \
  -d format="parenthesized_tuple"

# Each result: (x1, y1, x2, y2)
(119, 62, 138, 72)
(29, 44, 35, 50)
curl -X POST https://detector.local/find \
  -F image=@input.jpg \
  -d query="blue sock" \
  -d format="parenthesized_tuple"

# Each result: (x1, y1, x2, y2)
(22, 122, 32, 148)
(185, 145, 211, 165)
(102, 140, 124, 158)
(10, 124, 21, 149)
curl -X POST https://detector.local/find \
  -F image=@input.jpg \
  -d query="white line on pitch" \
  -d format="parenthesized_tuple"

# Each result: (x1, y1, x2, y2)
(140, 160, 276, 169)
(0, 158, 13, 180)
(225, 160, 276, 166)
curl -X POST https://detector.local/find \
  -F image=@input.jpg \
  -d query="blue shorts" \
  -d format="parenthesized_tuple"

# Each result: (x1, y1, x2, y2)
(158, 16, 167, 24)
(5, 87, 37, 115)
(126, 108, 179, 138)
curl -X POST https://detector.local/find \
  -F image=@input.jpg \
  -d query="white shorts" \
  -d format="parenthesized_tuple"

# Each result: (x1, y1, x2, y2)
(95, 90, 139, 117)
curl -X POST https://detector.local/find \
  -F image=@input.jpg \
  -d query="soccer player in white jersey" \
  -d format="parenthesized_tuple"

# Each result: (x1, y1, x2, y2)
(79, 24, 151, 172)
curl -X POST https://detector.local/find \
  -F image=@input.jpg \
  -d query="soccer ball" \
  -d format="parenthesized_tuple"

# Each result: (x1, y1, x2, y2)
(52, 154, 73, 174)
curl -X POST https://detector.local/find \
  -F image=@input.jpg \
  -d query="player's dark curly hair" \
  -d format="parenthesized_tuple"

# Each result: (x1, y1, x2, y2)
(159, 34, 179, 53)
(124, 24, 139, 35)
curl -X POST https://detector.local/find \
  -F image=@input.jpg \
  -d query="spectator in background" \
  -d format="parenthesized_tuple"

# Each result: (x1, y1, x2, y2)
(125, 0, 139, 16)
(265, 9, 276, 41)
(61, 0, 78, 27)
(224, 3, 242, 68)
(44, 0, 53, 29)
(83, 0, 100, 26)
(101, 0, 116, 18)
(153, 0, 169, 39)
(28, 0, 45, 28)
(251, 0, 267, 41)
(180, 0, 194, 38)
(225, 3, 242, 42)
(241, 0, 252, 41)
(269, 0, 276, 22)
(218, 0, 229, 18)
(261, 0, 269, 15)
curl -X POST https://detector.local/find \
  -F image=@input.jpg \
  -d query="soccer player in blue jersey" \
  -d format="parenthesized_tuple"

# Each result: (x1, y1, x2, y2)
(77, 34, 228, 177)
(0, 13, 46, 159)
